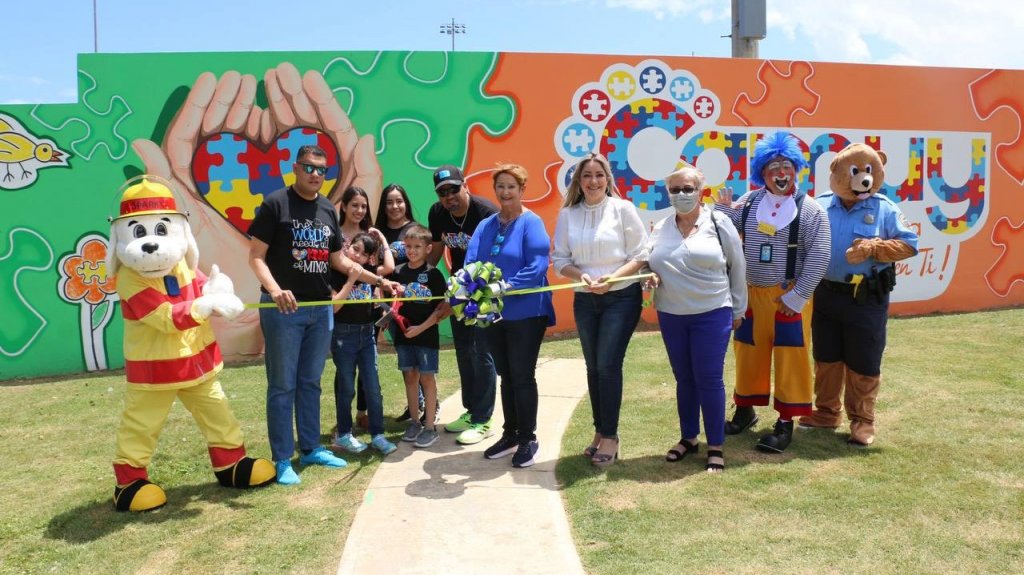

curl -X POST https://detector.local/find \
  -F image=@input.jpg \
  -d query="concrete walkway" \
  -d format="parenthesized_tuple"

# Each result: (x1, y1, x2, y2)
(337, 357, 588, 575)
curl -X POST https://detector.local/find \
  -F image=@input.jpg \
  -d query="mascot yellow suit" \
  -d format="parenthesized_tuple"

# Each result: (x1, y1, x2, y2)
(801, 144, 918, 446)
(107, 177, 274, 511)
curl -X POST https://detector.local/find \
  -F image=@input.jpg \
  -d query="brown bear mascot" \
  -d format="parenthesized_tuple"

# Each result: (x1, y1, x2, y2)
(107, 176, 274, 511)
(800, 144, 919, 446)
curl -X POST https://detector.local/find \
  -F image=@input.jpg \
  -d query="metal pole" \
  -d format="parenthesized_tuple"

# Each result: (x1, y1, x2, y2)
(451, 18, 456, 52)
(731, 0, 758, 58)
(93, 0, 99, 52)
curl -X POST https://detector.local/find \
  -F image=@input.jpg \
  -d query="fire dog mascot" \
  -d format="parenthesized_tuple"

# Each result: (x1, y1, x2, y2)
(107, 176, 274, 512)
(799, 143, 918, 446)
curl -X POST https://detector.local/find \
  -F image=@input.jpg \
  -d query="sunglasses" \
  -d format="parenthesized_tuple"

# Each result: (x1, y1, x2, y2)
(668, 185, 699, 195)
(298, 163, 328, 176)
(436, 185, 462, 198)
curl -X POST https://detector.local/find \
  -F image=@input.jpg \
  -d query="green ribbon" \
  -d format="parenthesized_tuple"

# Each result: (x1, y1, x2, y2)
(244, 272, 655, 309)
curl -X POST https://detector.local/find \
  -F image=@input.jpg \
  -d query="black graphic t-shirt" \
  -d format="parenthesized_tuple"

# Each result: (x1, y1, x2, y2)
(330, 274, 376, 325)
(428, 195, 497, 271)
(388, 262, 447, 349)
(382, 221, 418, 267)
(248, 186, 342, 301)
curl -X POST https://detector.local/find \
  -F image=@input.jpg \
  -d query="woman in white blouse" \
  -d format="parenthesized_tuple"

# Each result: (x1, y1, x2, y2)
(552, 152, 648, 467)
(646, 166, 747, 473)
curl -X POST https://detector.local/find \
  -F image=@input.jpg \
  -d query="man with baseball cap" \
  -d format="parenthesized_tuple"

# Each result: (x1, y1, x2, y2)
(427, 165, 499, 445)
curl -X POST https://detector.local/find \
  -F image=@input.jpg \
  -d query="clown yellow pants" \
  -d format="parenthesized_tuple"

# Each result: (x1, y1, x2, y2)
(732, 284, 813, 419)
(113, 378, 247, 485)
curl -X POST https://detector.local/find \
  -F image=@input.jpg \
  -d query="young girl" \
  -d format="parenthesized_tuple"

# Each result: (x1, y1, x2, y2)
(338, 187, 393, 431)
(330, 232, 396, 455)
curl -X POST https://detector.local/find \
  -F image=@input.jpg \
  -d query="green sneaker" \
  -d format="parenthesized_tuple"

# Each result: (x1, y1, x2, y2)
(444, 411, 473, 433)
(456, 420, 495, 445)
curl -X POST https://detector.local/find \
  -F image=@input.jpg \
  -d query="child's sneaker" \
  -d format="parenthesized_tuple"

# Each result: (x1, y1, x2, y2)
(414, 427, 439, 448)
(402, 421, 423, 443)
(370, 434, 397, 455)
(444, 411, 473, 433)
(333, 432, 368, 454)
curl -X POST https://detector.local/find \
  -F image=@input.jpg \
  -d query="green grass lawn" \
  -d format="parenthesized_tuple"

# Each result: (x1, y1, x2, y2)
(556, 309, 1024, 575)
(1, 309, 1021, 574)
(0, 346, 461, 575)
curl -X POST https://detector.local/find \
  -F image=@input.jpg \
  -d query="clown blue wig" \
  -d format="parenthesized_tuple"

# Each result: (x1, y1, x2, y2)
(750, 131, 809, 189)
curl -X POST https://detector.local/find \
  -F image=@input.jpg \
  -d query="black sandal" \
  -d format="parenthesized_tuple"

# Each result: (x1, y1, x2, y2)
(706, 449, 725, 472)
(665, 439, 699, 462)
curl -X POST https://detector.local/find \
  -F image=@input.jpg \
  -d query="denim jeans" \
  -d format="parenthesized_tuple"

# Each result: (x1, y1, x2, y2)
(259, 295, 332, 462)
(450, 317, 497, 424)
(484, 315, 548, 442)
(331, 322, 385, 436)
(573, 282, 643, 438)
(658, 307, 732, 446)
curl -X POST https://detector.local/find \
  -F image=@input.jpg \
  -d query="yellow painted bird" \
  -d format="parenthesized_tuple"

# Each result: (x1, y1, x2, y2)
(0, 116, 66, 182)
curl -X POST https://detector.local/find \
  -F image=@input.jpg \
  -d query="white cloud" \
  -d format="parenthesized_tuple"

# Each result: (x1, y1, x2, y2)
(606, 0, 726, 20)
(768, 0, 1024, 69)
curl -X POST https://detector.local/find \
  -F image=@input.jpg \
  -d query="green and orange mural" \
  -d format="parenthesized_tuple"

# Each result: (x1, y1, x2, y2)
(1, 50, 1022, 379)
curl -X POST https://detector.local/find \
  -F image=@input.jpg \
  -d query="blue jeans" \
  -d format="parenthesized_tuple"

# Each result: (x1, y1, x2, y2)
(259, 295, 332, 462)
(574, 282, 643, 438)
(658, 307, 732, 446)
(331, 322, 385, 436)
(450, 317, 497, 424)
(484, 315, 548, 442)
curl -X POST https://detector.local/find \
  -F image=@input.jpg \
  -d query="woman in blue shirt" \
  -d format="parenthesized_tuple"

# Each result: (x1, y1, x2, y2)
(465, 163, 555, 469)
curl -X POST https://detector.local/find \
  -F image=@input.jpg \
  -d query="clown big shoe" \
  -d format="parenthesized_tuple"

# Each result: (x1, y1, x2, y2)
(756, 419, 794, 453)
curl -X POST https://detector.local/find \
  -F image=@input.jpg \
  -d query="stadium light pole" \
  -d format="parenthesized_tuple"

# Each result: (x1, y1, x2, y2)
(439, 18, 467, 52)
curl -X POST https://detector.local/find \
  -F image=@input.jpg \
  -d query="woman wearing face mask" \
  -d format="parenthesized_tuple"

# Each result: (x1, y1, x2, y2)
(645, 165, 747, 473)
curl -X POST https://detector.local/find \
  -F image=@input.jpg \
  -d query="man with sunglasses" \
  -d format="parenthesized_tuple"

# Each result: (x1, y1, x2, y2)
(248, 145, 394, 484)
(426, 165, 499, 445)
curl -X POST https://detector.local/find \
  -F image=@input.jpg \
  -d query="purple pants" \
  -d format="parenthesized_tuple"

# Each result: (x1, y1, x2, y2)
(658, 306, 733, 446)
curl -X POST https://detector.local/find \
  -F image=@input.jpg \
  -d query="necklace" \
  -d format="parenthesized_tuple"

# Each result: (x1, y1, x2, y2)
(450, 211, 468, 229)
(490, 215, 519, 257)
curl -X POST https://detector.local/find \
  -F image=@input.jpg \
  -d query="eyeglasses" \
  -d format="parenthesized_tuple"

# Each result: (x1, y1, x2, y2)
(298, 163, 327, 176)
(668, 185, 699, 195)
(436, 185, 462, 198)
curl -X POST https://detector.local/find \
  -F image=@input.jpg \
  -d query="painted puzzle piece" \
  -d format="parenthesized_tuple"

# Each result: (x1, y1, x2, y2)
(191, 127, 340, 234)
(29, 68, 132, 161)
(0, 227, 55, 357)
(732, 61, 820, 127)
(985, 217, 1024, 296)
(322, 51, 515, 176)
(969, 69, 1024, 184)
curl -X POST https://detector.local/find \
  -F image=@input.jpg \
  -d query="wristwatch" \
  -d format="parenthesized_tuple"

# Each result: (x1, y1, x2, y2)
(374, 276, 383, 287)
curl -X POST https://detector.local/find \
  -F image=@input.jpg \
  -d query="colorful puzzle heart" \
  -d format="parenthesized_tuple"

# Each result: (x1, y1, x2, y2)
(191, 127, 340, 233)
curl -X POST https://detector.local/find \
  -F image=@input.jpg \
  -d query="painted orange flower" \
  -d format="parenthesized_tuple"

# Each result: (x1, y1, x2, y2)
(58, 237, 117, 305)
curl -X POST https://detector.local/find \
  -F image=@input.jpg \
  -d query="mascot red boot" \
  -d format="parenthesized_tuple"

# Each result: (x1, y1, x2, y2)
(107, 176, 274, 511)
(801, 144, 919, 446)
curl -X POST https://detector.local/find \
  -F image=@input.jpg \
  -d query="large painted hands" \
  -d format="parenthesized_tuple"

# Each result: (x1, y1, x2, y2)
(130, 63, 383, 358)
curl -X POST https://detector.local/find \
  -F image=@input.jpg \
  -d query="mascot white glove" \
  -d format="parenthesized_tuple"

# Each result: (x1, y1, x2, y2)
(193, 264, 245, 321)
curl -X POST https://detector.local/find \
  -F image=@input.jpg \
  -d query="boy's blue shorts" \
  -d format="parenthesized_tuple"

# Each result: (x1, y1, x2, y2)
(395, 345, 439, 374)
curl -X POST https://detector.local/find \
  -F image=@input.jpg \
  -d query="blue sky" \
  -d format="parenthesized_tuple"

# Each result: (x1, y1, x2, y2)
(2, 0, 1022, 104)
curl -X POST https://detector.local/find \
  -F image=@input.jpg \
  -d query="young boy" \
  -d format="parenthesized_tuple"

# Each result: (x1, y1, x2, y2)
(330, 233, 397, 456)
(388, 225, 447, 448)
